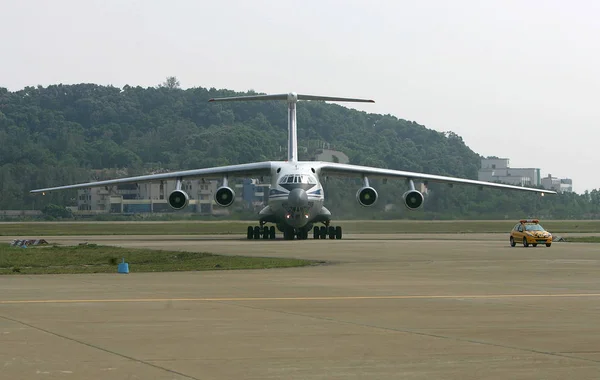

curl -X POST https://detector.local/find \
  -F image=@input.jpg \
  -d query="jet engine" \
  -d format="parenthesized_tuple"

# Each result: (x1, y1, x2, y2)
(168, 189, 190, 210)
(215, 186, 235, 207)
(356, 186, 378, 207)
(403, 190, 424, 210)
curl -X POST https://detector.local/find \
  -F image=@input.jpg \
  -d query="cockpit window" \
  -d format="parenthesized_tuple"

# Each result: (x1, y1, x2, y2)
(279, 174, 318, 185)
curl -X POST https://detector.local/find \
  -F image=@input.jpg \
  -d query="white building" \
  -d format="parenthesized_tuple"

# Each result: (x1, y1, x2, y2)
(541, 174, 573, 193)
(478, 158, 541, 187)
(237, 178, 270, 210)
(77, 179, 218, 214)
(76, 175, 273, 215)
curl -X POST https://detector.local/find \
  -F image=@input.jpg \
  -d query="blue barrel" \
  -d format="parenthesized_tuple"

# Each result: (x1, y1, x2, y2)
(118, 258, 129, 274)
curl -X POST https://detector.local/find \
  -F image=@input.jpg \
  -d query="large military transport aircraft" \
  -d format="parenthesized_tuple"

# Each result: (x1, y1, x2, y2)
(31, 92, 556, 240)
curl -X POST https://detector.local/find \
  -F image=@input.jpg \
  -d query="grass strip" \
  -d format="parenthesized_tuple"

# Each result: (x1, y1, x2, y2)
(0, 244, 314, 275)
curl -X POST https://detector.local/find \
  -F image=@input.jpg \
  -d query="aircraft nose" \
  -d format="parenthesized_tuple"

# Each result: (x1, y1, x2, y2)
(288, 188, 308, 207)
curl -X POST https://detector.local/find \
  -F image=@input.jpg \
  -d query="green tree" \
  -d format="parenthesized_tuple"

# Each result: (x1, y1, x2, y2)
(0, 83, 590, 220)
(42, 204, 72, 219)
(159, 76, 180, 89)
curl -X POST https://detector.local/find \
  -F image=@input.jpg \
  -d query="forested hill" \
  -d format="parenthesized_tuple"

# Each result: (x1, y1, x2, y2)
(0, 82, 597, 219)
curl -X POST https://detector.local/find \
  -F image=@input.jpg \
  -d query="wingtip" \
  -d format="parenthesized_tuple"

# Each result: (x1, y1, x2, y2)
(208, 98, 215, 102)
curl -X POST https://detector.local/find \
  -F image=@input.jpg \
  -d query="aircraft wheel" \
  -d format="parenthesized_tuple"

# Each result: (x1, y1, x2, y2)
(335, 226, 342, 240)
(523, 237, 529, 247)
(269, 226, 276, 239)
(328, 226, 335, 239)
(532, 243, 537, 247)
(247, 226, 254, 240)
(313, 226, 320, 239)
(262, 226, 270, 239)
(283, 227, 294, 240)
(509, 237, 515, 247)
(319, 226, 327, 239)
(253, 226, 261, 240)
(546, 243, 551, 247)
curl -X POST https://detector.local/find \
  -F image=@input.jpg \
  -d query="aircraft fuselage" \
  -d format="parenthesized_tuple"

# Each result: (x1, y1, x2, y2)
(262, 161, 325, 230)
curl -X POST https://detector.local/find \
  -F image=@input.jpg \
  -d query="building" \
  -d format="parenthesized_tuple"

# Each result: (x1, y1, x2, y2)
(541, 174, 573, 193)
(77, 187, 110, 212)
(77, 179, 218, 214)
(238, 178, 270, 210)
(478, 158, 541, 187)
(76, 176, 273, 215)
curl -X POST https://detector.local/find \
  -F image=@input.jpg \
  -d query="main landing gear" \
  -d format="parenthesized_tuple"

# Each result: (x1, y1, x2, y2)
(285, 224, 342, 240)
(246, 225, 276, 240)
(313, 224, 342, 240)
(245, 223, 343, 240)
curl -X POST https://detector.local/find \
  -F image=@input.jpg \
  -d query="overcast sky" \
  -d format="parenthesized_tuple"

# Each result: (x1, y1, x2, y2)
(2, 0, 598, 193)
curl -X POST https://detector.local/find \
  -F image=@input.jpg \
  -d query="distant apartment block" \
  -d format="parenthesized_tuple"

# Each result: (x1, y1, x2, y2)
(478, 158, 572, 193)
(77, 176, 271, 215)
(77, 179, 219, 214)
(541, 174, 573, 193)
(478, 158, 541, 187)
(239, 178, 270, 210)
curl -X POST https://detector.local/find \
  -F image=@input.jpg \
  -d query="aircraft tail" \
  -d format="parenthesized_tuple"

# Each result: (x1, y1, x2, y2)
(209, 93, 374, 162)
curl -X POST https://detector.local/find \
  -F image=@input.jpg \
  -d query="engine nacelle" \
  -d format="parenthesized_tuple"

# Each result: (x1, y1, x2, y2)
(215, 186, 235, 207)
(356, 186, 378, 207)
(168, 189, 190, 210)
(403, 190, 424, 210)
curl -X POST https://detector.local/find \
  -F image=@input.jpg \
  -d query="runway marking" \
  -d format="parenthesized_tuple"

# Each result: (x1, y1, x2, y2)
(2, 293, 600, 304)
(0, 314, 201, 380)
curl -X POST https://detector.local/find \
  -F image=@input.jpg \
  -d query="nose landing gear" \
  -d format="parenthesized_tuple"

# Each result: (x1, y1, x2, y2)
(313, 223, 342, 239)
(282, 225, 309, 240)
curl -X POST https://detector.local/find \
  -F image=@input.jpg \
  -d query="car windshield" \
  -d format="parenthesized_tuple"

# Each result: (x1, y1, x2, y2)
(525, 224, 544, 231)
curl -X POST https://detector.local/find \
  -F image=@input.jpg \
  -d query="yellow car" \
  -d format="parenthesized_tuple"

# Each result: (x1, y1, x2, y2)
(510, 219, 552, 247)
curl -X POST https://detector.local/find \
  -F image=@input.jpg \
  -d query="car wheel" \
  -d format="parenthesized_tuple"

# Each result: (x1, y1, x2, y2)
(523, 237, 529, 247)
(510, 237, 516, 247)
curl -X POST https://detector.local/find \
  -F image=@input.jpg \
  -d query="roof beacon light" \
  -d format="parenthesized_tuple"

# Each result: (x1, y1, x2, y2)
(520, 219, 539, 224)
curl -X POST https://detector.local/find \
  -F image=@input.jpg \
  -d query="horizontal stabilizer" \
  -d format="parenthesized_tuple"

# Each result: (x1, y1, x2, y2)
(209, 94, 290, 102)
(209, 92, 374, 103)
(208, 91, 375, 163)
(297, 94, 374, 103)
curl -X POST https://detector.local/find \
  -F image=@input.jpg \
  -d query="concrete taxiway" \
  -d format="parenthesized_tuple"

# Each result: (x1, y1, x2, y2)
(2, 234, 600, 379)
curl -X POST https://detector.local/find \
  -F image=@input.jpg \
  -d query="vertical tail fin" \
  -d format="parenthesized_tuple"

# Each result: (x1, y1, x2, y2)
(287, 93, 298, 162)
(209, 93, 374, 162)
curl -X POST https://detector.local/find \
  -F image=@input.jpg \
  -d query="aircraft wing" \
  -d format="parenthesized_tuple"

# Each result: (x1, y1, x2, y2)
(30, 162, 274, 193)
(317, 162, 557, 194)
